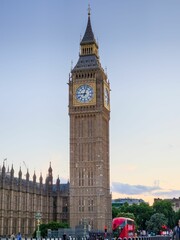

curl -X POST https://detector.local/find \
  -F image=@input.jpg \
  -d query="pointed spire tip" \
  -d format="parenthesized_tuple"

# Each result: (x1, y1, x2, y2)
(88, 4, 91, 16)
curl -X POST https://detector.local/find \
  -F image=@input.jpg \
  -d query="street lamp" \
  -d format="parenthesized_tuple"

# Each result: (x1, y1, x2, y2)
(35, 212, 42, 239)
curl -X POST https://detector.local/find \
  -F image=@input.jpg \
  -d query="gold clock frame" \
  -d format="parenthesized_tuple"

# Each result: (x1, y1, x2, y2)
(73, 82, 96, 106)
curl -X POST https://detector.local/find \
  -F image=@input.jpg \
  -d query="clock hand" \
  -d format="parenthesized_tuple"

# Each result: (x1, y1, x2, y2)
(83, 85, 88, 96)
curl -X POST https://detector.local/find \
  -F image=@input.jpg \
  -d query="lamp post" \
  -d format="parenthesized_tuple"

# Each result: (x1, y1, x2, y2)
(35, 212, 42, 239)
(84, 219, 86, 239)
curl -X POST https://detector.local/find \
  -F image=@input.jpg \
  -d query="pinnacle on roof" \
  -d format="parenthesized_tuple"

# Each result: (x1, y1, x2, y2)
(26, 169, 30, 180)
(39, 173, 43, 184)
(10, 164, 14, 177)
(48, 162, 52, 173)
(56, 175, 60, 186)
(80, 5, 97, 45)
(18, 166, 22, 178)
(33, 171, 36, 182)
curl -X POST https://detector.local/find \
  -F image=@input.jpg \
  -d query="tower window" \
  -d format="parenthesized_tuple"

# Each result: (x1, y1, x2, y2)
(88, 198, 94, 212)
(79, 197, 85, 212)
(79, 169, 84, 186)
(88, 170, 93, 186)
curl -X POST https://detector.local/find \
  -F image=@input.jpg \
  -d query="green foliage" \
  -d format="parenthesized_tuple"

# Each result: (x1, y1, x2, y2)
(111, 199, 180, 232)
(174, 209, 180, 226)
(112, 206, 120, 219)
(111, 199, 179, 232)
(133, 202, 153, 230)
(117, 212, 135, 220)
(146, 213, 168, 235)
(114, 202, 153, 230)
(38, 224, 48, 238)
(33, 221, 69, 238)
(153, 200, 175, 228)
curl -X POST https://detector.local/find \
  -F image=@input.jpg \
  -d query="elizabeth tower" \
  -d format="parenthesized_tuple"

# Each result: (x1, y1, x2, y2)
(69, 9, 112, 231)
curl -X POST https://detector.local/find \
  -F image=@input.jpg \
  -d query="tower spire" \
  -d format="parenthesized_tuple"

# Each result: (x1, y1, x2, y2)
(80, 6, 97, 46)
(88, 4, 91, 16)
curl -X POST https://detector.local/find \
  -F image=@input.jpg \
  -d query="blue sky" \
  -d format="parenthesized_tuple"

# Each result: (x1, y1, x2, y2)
(0, 0, 180, 204)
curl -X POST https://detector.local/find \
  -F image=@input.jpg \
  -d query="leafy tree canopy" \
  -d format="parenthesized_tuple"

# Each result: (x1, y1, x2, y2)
(116, 202, 153, 230)
(117, 212, 135, 220)
(112, 206, 120, 219)
(33, 221, 69, 238)
(146, 213, 168, 235)
(153, 199, 175, 228)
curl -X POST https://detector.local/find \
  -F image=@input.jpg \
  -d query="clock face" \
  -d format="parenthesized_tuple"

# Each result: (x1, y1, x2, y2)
(76, 84, 94, 103)
(104, 87, 109, 105)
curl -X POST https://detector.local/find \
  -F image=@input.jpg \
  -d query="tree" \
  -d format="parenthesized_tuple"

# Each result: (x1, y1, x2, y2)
(112, 206, 120, 218)
(174, 209, 180, 227)
(131, 202, 153, 230)
(146, 213, 168, 235)
(33, 221, 69, 237)
(153, 199, 175, 228)
(117, 212, 135, 220)
(117, 202, 153, 230)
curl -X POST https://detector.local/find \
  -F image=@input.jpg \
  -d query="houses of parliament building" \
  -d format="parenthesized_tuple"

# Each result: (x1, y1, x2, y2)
(0, 163, 69, 236)
(0, 8, 112, 236)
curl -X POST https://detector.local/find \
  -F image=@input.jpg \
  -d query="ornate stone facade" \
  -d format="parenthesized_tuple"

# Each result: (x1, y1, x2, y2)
(0, 163, 69, 237)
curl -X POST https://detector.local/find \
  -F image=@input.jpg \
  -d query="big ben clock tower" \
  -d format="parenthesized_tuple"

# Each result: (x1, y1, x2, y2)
(69, 8, 112, 231)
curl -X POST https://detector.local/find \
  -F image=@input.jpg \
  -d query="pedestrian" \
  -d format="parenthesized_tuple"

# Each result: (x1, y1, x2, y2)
(17, 232, 21, 240)
(63, 233, 66, 240)
(172, 219, 180, 240)
(11, 233, 15, 240)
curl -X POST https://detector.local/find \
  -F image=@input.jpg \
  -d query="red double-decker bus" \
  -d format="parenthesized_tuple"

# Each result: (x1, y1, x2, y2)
(112, 217, 135, 239)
